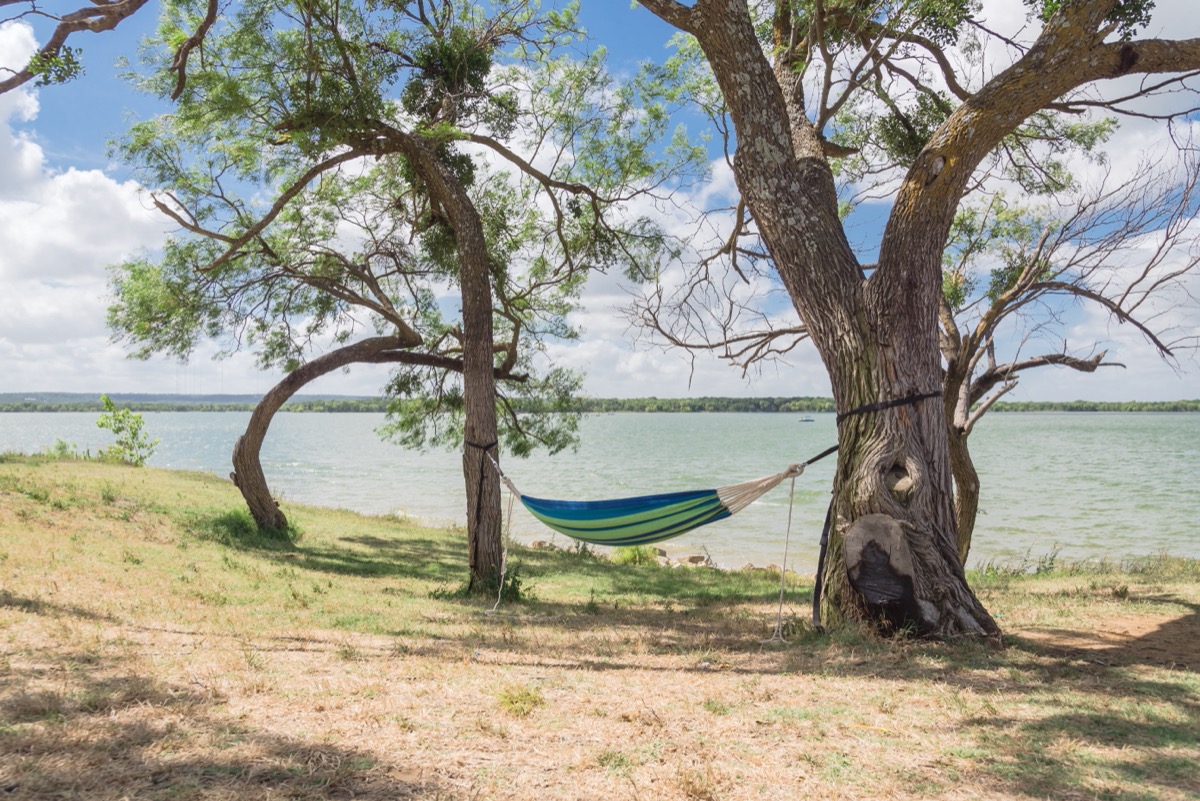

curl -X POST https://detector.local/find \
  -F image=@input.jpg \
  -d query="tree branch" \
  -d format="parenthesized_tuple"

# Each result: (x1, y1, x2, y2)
(0, 0, 151, 95)
(635, 0, 696, 33)
(168, 0, 219, 100)
(1030, 281, 1176, 357)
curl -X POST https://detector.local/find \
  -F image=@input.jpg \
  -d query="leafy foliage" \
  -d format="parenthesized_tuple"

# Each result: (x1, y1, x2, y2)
(941, 196, 1055, 311)
(110, 0, 699, 470)
(27, 46, 84, 86)
(95, 395, 159, 467)
(1023, 0, 1155, 39)
(876, 92, 953, 167)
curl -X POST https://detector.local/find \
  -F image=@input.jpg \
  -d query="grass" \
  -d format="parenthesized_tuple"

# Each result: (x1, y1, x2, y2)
(1, 457, 1198, 800)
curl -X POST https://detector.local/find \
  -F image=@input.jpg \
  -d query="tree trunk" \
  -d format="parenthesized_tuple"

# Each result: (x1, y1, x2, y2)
(663, 0, 999, 640)
(818, 369, 998, 639)
(807, 226, 999, 639)
(231, 335, 420, 531)
(458, 224, 503, 591)
(948, 423, 980, 565)
(392, 136, 504, 591)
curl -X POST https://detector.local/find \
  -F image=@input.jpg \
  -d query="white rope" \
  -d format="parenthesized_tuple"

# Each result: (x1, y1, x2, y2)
(716, 463, 805, 515)
(487, 477, 518, 615)
(486, 451, 523, 499)
(760, 473, 798, 645)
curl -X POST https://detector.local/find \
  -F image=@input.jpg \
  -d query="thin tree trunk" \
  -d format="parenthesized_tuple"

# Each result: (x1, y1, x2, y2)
(392, 136, 504, 590)
(458, 221, 503, 591)
(231, 335, 419, 531)
(948, 424, 980, 565)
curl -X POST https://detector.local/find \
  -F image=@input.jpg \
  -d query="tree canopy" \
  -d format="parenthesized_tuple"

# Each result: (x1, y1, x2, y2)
(105, 0, 704, 584)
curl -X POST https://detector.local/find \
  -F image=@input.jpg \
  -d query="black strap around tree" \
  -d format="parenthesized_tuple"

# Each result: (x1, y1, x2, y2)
(835, 389, 943, 425)
(810, 500, 835, 633)
(464, 439, 498, 536)
(810, 388, 942, 632)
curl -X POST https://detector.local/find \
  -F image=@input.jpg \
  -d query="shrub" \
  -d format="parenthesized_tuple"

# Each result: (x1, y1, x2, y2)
(612, 545, 659, 566)
(96, 395, 158, 466)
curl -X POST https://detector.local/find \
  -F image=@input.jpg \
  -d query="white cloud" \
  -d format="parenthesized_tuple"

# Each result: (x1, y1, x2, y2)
(0, 24, 191, 392)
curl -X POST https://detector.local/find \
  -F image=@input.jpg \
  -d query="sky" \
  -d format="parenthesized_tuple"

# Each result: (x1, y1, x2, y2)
(0, 1, 1198, 402)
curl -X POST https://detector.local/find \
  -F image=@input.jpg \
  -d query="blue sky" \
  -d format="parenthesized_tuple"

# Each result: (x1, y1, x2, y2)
(1, 0, 1198, 401)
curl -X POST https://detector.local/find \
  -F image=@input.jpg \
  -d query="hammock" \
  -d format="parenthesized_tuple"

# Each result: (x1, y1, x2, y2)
(491, 460, 808, 546)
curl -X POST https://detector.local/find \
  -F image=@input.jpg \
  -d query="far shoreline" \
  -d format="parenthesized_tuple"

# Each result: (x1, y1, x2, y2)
(2, 393, 1198, 414)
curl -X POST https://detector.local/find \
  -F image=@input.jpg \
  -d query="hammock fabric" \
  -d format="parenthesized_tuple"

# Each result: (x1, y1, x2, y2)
(493, 462, 806, 547)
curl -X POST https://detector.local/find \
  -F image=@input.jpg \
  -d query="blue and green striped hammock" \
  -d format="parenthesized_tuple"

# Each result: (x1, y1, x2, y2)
(492, 460, 808, 547)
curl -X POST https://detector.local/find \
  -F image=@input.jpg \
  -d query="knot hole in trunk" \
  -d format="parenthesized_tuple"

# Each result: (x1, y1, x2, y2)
(885, 462, 914, 505)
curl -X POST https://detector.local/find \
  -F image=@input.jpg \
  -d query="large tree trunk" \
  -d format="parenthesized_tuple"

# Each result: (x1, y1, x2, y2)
(809, 227, 999, 639)
(801, 276, 997, 637)
(660, 0, 1000, 639)
(819, 356, 998, 638)
(231, 335, 421, 531)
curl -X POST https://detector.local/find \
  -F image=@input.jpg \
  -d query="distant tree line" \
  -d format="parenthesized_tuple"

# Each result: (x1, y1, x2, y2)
(2, 397, 1197, 413)
(988, 400, 1200, 413)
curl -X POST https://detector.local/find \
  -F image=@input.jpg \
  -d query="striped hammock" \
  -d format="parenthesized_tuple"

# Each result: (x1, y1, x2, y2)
(494, 463, 806, 547)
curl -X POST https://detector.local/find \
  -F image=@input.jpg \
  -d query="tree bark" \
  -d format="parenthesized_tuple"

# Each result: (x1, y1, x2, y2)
(457, 217, 504, 591)
(817, 346, 998, 639)
(383, 131, 504, 590)
(231, 335, 420, 531)
(947, 422, 980, 567)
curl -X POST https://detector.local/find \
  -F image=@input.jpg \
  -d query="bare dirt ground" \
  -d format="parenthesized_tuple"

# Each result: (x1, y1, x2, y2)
(1019, 610, 1200, 670)
(4, 597, 1199, 801)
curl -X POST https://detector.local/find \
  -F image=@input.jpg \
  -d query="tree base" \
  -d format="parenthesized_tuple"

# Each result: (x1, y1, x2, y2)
(844, 514, 1002, 642)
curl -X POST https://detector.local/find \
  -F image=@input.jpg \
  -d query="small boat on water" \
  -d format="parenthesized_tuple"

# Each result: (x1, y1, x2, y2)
(798, 416, 815, 423)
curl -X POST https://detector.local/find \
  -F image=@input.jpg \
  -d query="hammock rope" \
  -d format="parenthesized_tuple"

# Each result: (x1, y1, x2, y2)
(761, 471, 799, 645)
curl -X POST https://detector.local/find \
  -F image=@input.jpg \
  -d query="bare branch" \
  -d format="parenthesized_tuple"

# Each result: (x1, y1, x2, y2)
(963, 380, 1015, 435)
(169, 0, 219, 100)
(0, 0, 151, 95)
(635, 0, 696, 33)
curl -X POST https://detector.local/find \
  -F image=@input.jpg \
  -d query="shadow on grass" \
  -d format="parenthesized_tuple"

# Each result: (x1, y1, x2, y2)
(0, 648, 447, 800)
(935, 602, 1200, 800)
(192, 511, 795, 618)
(1010, 597, 1200, 673)
(434, 571, 1200, 800)
(232, 523, 813, 657)
(0, 590, 118, 623)
(178, 508, 297, 551)
(178, 508, 467, 584)
(962, 698, 1200, 800)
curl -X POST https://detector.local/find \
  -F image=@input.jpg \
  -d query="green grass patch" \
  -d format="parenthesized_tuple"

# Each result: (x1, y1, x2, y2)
(179, 508, 297, 549)
(496, 683, 545, 717)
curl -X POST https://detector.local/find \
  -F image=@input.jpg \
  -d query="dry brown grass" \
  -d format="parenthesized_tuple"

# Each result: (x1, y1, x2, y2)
(1, 456, 1198, 800)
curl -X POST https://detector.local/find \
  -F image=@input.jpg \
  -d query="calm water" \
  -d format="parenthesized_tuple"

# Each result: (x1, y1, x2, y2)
(1, 411, 1196, 571)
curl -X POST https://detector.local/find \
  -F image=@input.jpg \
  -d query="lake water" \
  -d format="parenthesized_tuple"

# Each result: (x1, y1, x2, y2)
(1, 411, 1196, 571)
